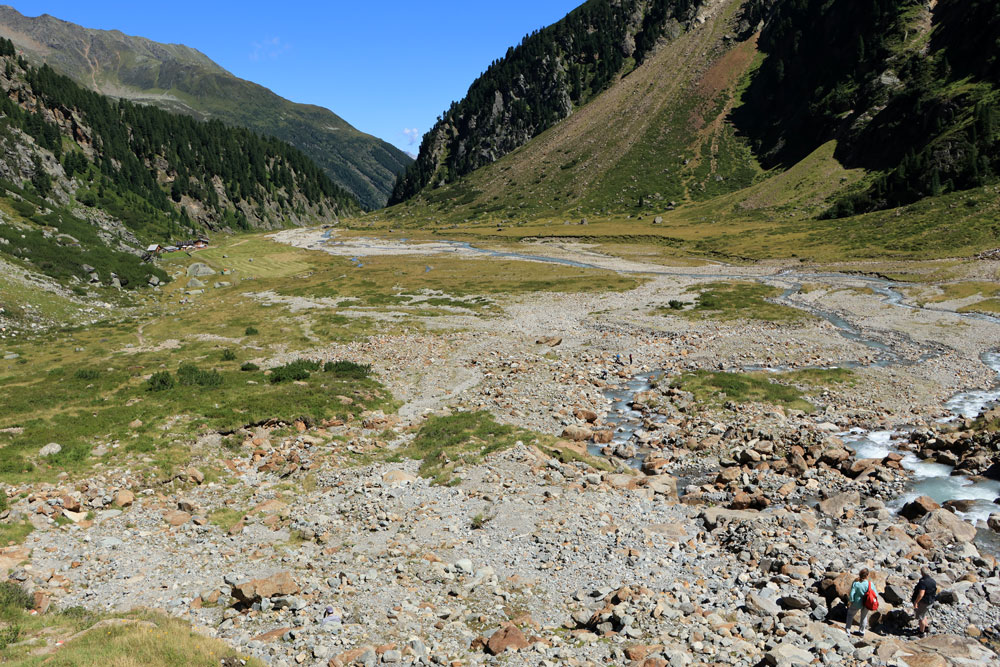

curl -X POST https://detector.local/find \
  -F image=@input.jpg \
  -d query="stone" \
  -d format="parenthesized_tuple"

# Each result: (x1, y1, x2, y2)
(764, 642, 814, 666)
(574, 408, 598, 423)
(922, 509, 977, 543)
(745, 592, 781, 616)
(901, 496, 941, 521)
(38, 443, 61, 457)
(382, 470, 416, 485)
(779, 594, 812, 610)
(817, 491, 860, 517)
(251, 626, 291, 643)
(163, 510, 191, 526)
(988, 513, 1000, 532)
(561, 425, 593, 441)
(486, 625, 529, 655)
(232, 571, 300, 604)
(186, 262, 216, 277)
(114, 490, 135, 508)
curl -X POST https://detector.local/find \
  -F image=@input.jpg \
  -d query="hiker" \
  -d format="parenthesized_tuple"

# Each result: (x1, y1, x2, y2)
(628, 354, 633, 365)
(845, 568, 879, 636)
(912, 567, 937, 636)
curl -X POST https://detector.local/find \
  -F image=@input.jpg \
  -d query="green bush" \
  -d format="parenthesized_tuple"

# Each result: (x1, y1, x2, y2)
(269, 359, 320, 384)
(221, 348, 237, 361)
(324, 360, 372, 379)
(668, 300, 686, 310)
(0, 451, 33, 475)
(0, 490, 7, 512)
(240, 362, 260, 372)
(73, 368, 101, 381)
(244, 326, 259, 336)
(146, 371, 175, 392)
(177, 363, 223, 388)
(0, 581, 32, 619)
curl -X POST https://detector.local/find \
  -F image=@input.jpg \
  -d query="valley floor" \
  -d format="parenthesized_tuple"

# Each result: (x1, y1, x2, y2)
(1, 229, 999, 666)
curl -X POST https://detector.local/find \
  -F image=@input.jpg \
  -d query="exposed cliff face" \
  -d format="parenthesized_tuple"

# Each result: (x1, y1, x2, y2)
(0, 5, 411, 209)
(389, 0, 706, 205)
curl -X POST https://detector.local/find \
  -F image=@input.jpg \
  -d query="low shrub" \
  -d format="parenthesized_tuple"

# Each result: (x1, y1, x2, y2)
(74, 368, 101, 381)
(244, 326, 259, 336)
(146, 371, 174, 392)
(269, 359, 320, 384)
(240, 362, 259, 372)
(323, 360, 372, 379)
(177, 363, 223, 388)
(221, 348, 237, 361)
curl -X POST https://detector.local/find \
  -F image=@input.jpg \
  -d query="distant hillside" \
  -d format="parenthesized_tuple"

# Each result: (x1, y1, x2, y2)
(385, 0, 1000, 228)
(0, 5, 411, 209)
(0, 38, 355, 295)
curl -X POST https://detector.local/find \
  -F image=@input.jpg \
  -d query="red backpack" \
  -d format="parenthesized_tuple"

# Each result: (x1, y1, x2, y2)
(863, 580, 879, 611)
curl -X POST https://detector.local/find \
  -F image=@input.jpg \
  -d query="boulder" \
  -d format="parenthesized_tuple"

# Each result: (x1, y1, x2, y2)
(745, 592, 781, 616)
(816, 491, 860, 518)
(764, 642, 814, 666)
(38, 443, 61, 457)
(901, 496, 941, 521)
(382, 470, 417, 485)
(186, 262, 216, 277)
(922, 509, 977, 543)
(114, 490, 135, 508)
(163, 510, 191, 526)
(561, 425, 593, 442)
(485, 625, 529, 655)
(574, 408, 598, 423)
(231, 571, 299, 604)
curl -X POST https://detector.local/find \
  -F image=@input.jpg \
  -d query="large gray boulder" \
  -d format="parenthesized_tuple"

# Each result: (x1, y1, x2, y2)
(922, 509, 977, 543)
(186, 262, 216, 277)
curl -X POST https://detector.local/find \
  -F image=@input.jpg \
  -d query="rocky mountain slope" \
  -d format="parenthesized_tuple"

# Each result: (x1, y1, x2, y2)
(0, 5, 411, 209)
(388, 0, 1000, 228)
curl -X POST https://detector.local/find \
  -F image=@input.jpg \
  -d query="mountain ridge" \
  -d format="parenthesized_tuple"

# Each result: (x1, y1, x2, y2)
(0, 4, 411, 209)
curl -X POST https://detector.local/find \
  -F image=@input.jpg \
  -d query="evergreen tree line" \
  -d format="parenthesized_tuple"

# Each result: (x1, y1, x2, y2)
(389, 0, 700, 205)
(0, 38, 358, 226)
(734, 0, 1000, 216)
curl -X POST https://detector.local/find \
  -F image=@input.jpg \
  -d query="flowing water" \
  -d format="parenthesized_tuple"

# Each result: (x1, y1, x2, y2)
(318, 233, 1000, 530)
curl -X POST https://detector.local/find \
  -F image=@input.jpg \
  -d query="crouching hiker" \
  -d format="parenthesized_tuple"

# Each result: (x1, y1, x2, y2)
(845, 568, 879, 636)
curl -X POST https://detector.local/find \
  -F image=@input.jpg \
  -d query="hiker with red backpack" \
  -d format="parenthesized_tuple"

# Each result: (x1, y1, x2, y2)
(845, 568, 880, 636)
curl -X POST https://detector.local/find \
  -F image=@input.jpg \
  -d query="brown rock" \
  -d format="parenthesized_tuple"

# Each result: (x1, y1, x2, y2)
(592, 429, 613, 444)
(114, 490, 135, 508)
(901, 496, 941, 521)
(329, 647, 370, 667)
(486, 625, 530, 655)
(32, 591, 50, 614)
(716, 467, 741, 485)
(561, 426, 593, 442)
(187, 468, 205, 484)
(60, 495, 81, 512)
(252, 627, 291, 643)
(232, 571, 300, 604)
(163, 510, 191, 526)
(574, 408, 598, 423)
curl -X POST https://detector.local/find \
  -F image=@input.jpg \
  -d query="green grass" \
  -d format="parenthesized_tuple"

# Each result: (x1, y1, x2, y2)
(0, 521, 33, 547)
(0, 606, 263, 666)
(391, 411, 534, 485)
(671, 370, 815, 412)
(781, 367, 856, 387)
(207, 508, 245, 533)
(674, 282, 813, 323)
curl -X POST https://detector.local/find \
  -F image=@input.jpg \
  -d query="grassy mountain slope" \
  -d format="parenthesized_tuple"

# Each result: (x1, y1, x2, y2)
(386, 0, 768, 222)
(0, 5, 411, 209)
(389, 0, 708, 204)
(377, 0, 1000, 260)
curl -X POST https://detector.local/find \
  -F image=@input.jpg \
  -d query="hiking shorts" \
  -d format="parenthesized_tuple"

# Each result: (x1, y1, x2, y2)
(915, 600, 932, 621)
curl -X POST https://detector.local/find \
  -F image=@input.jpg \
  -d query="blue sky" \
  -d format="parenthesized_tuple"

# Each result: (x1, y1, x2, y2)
(7, 1, 583, 154)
